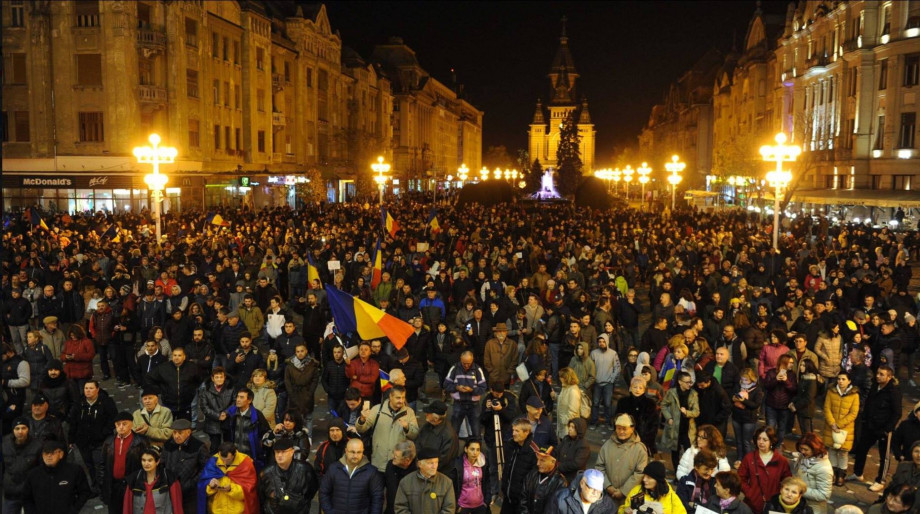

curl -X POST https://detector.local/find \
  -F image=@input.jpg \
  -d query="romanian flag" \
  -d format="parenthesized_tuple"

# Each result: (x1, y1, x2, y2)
(380, 369, 392, 392)
(370, 237, 383, 289)
(101, 225, 118, 240)
(306, 254, 321, 285)
(381, 207, 400, 237)
(325, 284, 414, 350)
(427, 207, 441, 234)
(205, 212, 231, 227)
(27, 208, 49, 231)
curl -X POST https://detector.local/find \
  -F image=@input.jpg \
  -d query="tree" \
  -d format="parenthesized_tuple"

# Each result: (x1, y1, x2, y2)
(483, 145, 514, 170)
(525, 158, 543, 194)
(555, 113, 583, 197)
(298, 167, 326, 205)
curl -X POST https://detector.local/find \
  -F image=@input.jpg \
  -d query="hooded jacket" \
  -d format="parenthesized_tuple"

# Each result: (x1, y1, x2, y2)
(313, 418, 347, 478)
(557, 417, 591, 483)
(821, 383, 859, 452)
(318, 454, 384, 514)
(520, 465, 569, 514)
(594, 430, 649, 495)
(451, 452, 491, 508)
(568, 342, 596, 390)
(793, 454, 833, 514)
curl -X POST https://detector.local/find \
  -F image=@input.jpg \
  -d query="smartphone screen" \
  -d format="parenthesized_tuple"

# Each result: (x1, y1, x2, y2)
(363, 400, 370, 412)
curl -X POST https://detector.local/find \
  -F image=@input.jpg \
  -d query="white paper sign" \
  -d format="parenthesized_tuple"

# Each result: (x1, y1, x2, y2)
(417, 242, 429, 252)
(696, 506, 719, 514)
(327, 260, 341, 271)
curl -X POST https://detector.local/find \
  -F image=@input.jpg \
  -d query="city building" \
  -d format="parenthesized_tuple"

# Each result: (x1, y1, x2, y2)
(528, 20, 596, 173)
(1, 1, 402, 212)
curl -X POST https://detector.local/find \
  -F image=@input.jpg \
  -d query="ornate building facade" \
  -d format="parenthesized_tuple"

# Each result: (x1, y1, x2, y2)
(528, 24, 595, 173)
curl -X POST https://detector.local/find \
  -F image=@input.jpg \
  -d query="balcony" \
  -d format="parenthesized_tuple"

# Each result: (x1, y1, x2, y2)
(842, 38, 860, 53)
(138, 85, 167, 107)
(806, 56, 830, 70)
(272, 73, 283, 92)
(272, 112, 285, 127)
(137, 28, 166, 58)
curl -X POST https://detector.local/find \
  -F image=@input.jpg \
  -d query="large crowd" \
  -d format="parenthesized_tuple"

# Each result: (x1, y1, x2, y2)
(3, 198, 920, 514)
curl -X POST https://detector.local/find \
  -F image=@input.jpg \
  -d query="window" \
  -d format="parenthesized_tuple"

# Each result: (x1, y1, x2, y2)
(223, 36, 229, 61)
(875, 115, 885, 150)
(213, 80, 219, 105)
(872, 175, 882, 189)
(257, 89, 265, 112)
(905, 55, 920, 87)
(848, 68, 858, 97)
(284, 62, 291, 83)
(234, 85, 241, 109)
(9, 53, 27, 84)
(137, 3, 151, 29)
(186, 69, 198, 98)
(307, 68, 313, 87)
(212, 32, 219, 58)
(78, 112, 104, 142)
(256, 48, 264, 70)
(74, 0, 99, 28)
(225, 126, 231, 150)
(900, 112, 916, 148)
(10, 0, 24, 27)
(879, 59, 888, 90)
(257, 131, 265, 153)
(223, 81, 229, 106)
(235, 127, 241, 151)
(188, 119, 199, 148)
(318, 69, 328, 91)
(14, 111, 29, 142)
(893, 175, 912, 191)
(185, 18, 198, 47)
(213, 124, 220, 149)
(233, 40, 240, 65)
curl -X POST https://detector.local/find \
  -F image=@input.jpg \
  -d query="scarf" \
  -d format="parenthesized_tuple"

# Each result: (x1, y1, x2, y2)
(740, 377, 755, 391)
(290, 356, 307, 370)
(720, 497, 737, 510)
(835, 384, 852, 396)
(779, 496, 801, 512)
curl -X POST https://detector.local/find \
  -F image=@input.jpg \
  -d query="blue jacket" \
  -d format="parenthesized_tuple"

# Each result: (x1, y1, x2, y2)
(444, 361, 487, 402)
(319, 457, 384, 514)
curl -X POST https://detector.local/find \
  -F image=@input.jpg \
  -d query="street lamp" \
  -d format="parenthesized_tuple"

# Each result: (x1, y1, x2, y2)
(760, 132, 800, 250)
(493, 167, 502, 180)
(457, 163, 469, 184)
(665, 154, 685, 211)
(480, 167, 489, 181)
(372, 155, 390, 205)
(133, 133, 176, 243)
(622, 165, 634, 200)
(612, 168, 622, 195)
(637, 162, 651, 206)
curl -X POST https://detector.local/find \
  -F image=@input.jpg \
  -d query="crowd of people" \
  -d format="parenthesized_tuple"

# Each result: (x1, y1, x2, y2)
(2, 198, 920, 514)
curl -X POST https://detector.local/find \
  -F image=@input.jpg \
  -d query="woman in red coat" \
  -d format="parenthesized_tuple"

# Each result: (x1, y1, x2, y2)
(738, 425, 792, 514)
(62, 324, 96, 388)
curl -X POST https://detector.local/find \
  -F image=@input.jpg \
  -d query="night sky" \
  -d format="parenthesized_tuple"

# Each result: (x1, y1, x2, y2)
(325, 1, 788, 165)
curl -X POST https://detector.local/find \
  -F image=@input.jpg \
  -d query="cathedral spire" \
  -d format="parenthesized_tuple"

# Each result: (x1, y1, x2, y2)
(532, 98, 545, 124)
(548, 16, 579, 106)
(561, 15, 567, 39)
(579, 97, 591, 124)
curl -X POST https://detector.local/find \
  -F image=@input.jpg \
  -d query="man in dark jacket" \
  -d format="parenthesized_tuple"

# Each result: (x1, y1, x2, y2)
(502, 417, 540, 514)
(2, 287, 33, 353)
(59, 279, 86, 334)
(520, 445, 569, 514)
(384, 441, 418, 514)
(545, 469, 617, 514)
(162, 418, 209, 514)
(145, 346, 201, 420)
(892, 402, 920, 462)
(185, 327, 215, 380)
(617, 289, 642, 349)
(694, 371, 732, 437)
(2, 417, 42, 513)
(222, 387, 271, 468)
(28, 393, 67, 443)
(557, 417, 591, 484)
(319, 438, 385, 514)
(259, 437, 319, 514)
(704, 347, 740, 396)
(414, 400, 460, 478)
(22, 440, 92, 514)
(101, 412, 149, 514)
(68, 380, 117, 492)
(227, 332, 265, 389)
(274, 321, 305, 361)
(480, 381, 518, 504)
(850, 365, 903, 491)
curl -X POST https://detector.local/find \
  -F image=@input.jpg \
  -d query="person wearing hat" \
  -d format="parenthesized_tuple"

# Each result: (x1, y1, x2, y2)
(415, 400, 460, 478)
(258, 436, 319, 514)
(137, 286, 166, 339)
(132, 385, 174, 447)
(394, 445, 456, 513)
(102, 411, 149, 514)
(384, 441, 418, 514)
(2, 416, 42, 513)
(520, 444, 569, 514)
(595, 413, 650, 508)
(524, 392, 559, 448)
(543, 468, 616, 513)
(619, 460, 686, 514)
(484, 322, 517, 387)
(22, 440, 92, 514)
(394, 345, 426, 410)
(162, 418, 209, 514)
(39, 315, 66, 359)
(419, 286, 447, 328)
(27, 392, 66, 443)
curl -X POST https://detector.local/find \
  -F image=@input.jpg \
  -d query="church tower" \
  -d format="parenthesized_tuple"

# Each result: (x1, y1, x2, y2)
(528, 17, 596, 173)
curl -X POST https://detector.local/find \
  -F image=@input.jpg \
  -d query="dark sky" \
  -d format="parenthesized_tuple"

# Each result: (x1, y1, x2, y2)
(325, 1, 788, 165)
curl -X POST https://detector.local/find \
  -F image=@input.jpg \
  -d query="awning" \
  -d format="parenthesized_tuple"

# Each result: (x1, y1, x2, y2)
(789, 188, 920, 208)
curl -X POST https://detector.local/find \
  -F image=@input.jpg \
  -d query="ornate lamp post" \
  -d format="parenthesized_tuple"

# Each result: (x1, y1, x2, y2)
(622, 165, 634, 200)
(760, 132, 800, 250)
(480, 167, 489, 181)
(372, 155, 390, 205)
(665, 155, 685, 211)
(457, 163, 469, 185)
(612, 168, 622, 195)
(637, 162, 651, 206)
(133, 133, 176, 242)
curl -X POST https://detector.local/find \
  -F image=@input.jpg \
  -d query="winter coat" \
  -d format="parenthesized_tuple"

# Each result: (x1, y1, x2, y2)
(814, 334, 843, 379)
(258, 459, 319, 514)
(822, 384, 860, 451)
(318, 456, 385, 514)
(161, 433, 209, 502)
(737, 450, 792, 514)
(888, 461, 920, 493)
(704, 360, 740, 396)
(792, 373, 818, 419)
(518, 377, 555, 414)
(675, 470, 717, 513)
(594, 431, 649, 495)
(68, 388, 118, 449)
(892, 416, 920, 461)
(544, 471, 617, 514)
(61, 337, 95, 379)
(702, 496, 754, 514)
(22, 342, 53, 389)
(321, 358, 349, 401)
(313, 419, 347, 479)
(616, 392, 660, 452)
(40, 328, 66, 360)
(394, 470, 456, 514)
(122, 468, 184, 514)
(763, 367, 797, 410)
(22, 460, 93, 514)
(556, 417, 591, 483)
(731, 383, 764, 424)
(675, 446, 731, 481)
(251, 381, 277, 426)
(132, 405, 174, 446)
(200, 381, 235, 435)
(285, 356, 320, 416)
(520, 467, 569, 514)
(619, 483, 688, 514)
(556, 385, 584, 438)
(761, 495, 814, 514)
(569, 342, 596, 391)
(89, 307, 116, 346)
(502, 435, 539, 504)
(1, 434, 42, 499)
(696, 381, 732, 428)
(345, 357, 380, 399)
(355, 399, 420, 472)
(384, 459, 417, 514)
(862, 380, 903, 434)
(145, 360, 200, 411)
(759, 343, 791, 379)
(793, 455, 833, 514)
(443, 361, 487, 402)
(101, 433, 149, 498)
(483, 337, 517, 385)
(660, 387, 700, 452)
(451, 453, 491, 510)
(415, 419, 460, 476)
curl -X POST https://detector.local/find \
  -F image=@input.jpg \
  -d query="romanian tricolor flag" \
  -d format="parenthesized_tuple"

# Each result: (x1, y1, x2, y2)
(370, 237, 383, 289)
(205, 212, 231, 227)
(27, 208, 49, 231)
(306, 254, 321, 285)
(381, 207, 400, 237)
(427, 207, 441, 234)
(325, 284, 414, 350)
(379, 369, 392, 392)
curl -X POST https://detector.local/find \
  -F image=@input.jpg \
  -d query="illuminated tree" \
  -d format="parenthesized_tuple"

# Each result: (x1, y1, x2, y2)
(555, 113, 583, 197)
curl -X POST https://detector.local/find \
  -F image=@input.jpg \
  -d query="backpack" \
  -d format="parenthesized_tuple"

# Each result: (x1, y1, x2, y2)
(579, 389, 592, 419)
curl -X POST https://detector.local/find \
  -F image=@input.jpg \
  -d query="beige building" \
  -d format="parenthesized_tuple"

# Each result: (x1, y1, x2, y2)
(528, 24, 595, 173)
(1, 0, 394, 211)
(370, 37, 483, 193)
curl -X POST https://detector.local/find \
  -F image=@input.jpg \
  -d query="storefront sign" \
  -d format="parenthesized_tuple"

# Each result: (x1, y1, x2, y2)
(267, 175, 310, 185)
(3, 174, 134, 189)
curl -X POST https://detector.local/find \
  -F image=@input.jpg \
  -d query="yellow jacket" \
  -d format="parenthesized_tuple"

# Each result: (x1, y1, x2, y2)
(206, 452, 248, 514)
(618, 484, 688, 514)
